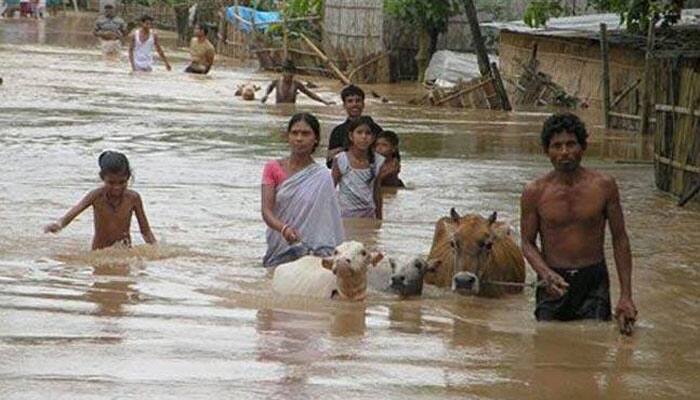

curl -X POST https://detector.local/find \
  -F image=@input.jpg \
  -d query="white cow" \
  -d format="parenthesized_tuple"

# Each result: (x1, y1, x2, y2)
(272, 241, 383, 301)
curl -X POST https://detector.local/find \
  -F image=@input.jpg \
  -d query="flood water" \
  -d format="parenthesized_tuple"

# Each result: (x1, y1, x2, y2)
(1, 15, 699, 400)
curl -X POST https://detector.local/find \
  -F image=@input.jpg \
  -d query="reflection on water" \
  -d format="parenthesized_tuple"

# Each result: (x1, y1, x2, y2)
(1, 14, 699, 400)
(87, 263, 135, 317)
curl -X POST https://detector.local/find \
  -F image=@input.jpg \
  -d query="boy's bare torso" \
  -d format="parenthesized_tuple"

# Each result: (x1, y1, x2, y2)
(91, 188, 139, 249)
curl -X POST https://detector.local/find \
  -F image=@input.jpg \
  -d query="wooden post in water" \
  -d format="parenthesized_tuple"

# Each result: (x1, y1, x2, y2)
(639, 22, 656, 135)
(600, 23, 611, 128)
(461, 0, 510, 111)
(461, 0, 490, 77)
(282, 1, 289, 61)
(490, 62, 511, 111)
(216, 6, 226, 54)
(299, 32, 351, 85)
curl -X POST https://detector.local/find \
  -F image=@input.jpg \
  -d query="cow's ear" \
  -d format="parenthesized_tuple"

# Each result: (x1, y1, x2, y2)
(488, 211, 497, 225)
(370, 252, 384, 267)
(426, 259, 441, 273)
(389, 258, 397, 272)
(450, 208, 460, 222)
(321, 258, 333, 270)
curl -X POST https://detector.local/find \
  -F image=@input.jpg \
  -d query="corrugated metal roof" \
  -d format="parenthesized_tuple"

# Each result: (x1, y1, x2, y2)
(482, 13, 624, 35)
(483, 10, 700, 57)
(482, 9, 700, 38)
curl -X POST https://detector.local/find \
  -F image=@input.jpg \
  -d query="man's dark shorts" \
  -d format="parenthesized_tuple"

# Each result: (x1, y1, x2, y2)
(535, 261, 612, 321)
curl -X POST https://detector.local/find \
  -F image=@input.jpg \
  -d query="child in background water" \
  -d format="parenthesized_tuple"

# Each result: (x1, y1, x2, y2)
(44, 151, 157, 250)
(375, 130, 405, 188)
(331, 116, 397, 219)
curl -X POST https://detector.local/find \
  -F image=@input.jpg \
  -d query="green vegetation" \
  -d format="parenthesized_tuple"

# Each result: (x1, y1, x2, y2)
(385, 0, 460, 81)
(523, 1, 565, 28)
(271, 0, 324, 41)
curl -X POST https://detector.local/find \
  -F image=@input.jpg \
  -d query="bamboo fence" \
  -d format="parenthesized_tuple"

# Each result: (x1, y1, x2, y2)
(323, 0, 389, 83)
(654, 58, 700, 204)
(498, 30, 646, 127)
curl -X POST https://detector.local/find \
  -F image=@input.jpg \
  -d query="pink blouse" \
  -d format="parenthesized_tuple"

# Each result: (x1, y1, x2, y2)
(261, 160, 288, 188)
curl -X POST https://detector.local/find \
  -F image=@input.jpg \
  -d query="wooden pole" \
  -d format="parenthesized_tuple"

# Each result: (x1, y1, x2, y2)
(611, 79, 641, 108)
(299, 32, 351, 85)
(461, 0, 491, 77)
(639, 21, 655, 135)
(299, 32, 389, 102)
(461, 0, 511, 111)
(282, 1, 289, 60)
(678, 180, 700, 207)
(600, 23, 611, 128)
(490, 62, 512, 111)
(216, 7, 226, 54)
(434, 78, 493, 105)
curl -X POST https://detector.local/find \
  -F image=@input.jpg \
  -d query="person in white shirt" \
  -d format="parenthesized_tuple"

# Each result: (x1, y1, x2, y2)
(128, 14, 171, 72)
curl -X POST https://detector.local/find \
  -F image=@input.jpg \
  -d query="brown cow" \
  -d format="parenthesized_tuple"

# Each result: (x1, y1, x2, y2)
(425, 208, 526, 297)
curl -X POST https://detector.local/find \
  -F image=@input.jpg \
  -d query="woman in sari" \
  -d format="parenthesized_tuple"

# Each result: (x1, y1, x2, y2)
(261, 113, 344, 267)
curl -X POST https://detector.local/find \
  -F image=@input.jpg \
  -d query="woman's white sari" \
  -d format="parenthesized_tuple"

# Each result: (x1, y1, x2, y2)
(263, 163, 344, 267)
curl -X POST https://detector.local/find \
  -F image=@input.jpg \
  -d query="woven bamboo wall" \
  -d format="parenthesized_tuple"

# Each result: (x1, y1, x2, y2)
(654, 59, 700, 203)
(498, 31, 645, 118)
(323, 0, 384, 60)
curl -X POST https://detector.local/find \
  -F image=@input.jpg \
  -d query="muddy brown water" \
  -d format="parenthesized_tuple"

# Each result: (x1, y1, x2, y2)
(1, 14, 699, 400)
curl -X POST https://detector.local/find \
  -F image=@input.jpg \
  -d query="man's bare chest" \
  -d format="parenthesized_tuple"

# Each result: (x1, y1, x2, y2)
(538, 186, 606, 228)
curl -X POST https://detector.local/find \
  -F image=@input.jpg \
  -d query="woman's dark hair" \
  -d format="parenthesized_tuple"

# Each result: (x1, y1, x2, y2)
(140, 14, 153, 23)
(287, 112, 321, 153)
(541, 112, 588, 149)
(98, 151, 131, 179)
(196, 23, 209, 35)
(377, 130, 401, 162)
(340, 84, 365, 102)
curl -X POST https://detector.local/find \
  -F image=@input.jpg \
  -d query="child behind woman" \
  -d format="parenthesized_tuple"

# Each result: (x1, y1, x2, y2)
(375, 130, 405, 188)
(332, 116, 395, 219)
(44, 151, 157, 250)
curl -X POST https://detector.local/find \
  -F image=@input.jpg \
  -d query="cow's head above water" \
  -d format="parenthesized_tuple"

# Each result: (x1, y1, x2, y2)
(447, 208, 498, 295)
(390, 257, 440, 297)
(320, 241, 383, 300)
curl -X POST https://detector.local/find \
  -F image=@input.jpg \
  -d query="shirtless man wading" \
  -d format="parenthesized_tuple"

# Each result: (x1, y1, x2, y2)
(520, 113, 637, 333)
(261, 60, 334, 105)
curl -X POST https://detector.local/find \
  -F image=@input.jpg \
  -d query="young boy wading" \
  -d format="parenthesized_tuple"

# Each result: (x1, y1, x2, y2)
(520, 113, 637, 333)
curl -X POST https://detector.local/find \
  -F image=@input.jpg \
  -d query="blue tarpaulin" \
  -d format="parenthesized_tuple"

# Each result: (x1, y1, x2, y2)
(225, 6, 281, 33)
